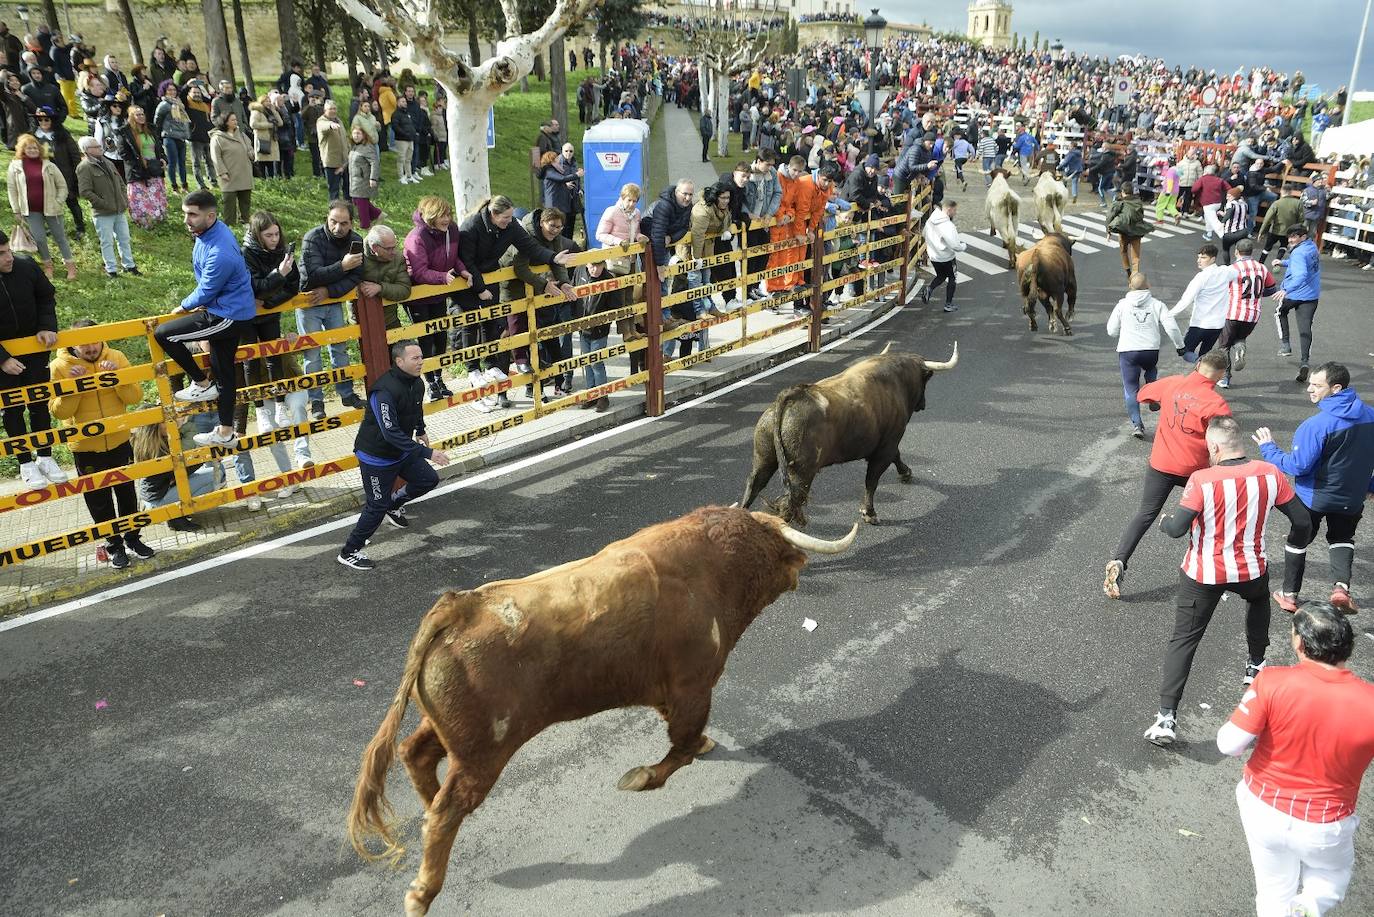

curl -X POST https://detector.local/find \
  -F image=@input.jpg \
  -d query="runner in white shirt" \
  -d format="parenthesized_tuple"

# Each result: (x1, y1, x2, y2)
(1170, 242, 1239, 362)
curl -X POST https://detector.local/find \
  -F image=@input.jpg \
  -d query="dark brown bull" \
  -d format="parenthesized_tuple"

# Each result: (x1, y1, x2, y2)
(1015, 232, 1078, 335)
(740, 344, 960, 526)
(346, 506, 857, 916)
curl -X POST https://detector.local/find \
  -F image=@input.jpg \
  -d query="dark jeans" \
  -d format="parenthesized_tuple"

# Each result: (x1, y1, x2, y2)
(240, 312, 286, 397)
(1118, 349, 1159, 426)
(1159, 571, 1271, 710)
(326, 166, 347, 201)
(450, 292, 500, 373)
(162, 137, 188, 188)
(1217, 319, 1257, 376)
(1221, 229, 1249, 264)
(309, 142, 322, 177)
(405, 299, 447, 364)
(341, 450, 439, 554)
(1182, 325, 1221, 358)
(73, 442, 138, 545)
(154, 310, 246, 427)
(928, 258, 957, 304)
(746, 225, 770, 283)
(1283, 507, 1360, 594)
(1114, 465, 1191, 568)
(1, 352, 54, 463)
(1276, 298, 1318, 364)
(701, 136, 710, 161)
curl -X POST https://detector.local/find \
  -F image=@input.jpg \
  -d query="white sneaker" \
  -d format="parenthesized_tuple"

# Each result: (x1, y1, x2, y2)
(467, 369, 486, 392)
(420, 167, 433, 177)
(1144, 713, 1177, 746)
(274, 402, 291, 427)
(36, 455, 68, 483)
(470, 397, 493, 413)
(275, 485, 297, 499)
(193, 429, 238, 447)
(18, 461, 45, 489)
(256, 412, 275, 435)
(175, 380, 219, 402)
(1332, 249, 1347, 260)
(246, 496, 264, 511)
(483, 366, 509, 383)
(482, 394, 500, 409)
(513, 361, 532, 375)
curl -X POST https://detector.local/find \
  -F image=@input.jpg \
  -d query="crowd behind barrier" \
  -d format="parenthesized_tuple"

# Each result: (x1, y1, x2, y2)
(0, 185, 925, 569)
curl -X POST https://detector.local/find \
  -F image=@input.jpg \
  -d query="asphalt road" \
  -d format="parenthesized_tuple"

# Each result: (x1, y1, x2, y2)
(4, 222, 1374, 917)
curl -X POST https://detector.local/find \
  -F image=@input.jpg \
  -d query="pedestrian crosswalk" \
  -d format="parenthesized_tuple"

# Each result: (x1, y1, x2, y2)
(943, 210, 1207, 281)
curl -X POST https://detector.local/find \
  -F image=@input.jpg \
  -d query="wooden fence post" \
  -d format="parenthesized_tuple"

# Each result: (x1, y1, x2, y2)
(644, 247, 665, 418)
(354, 292, 391, 389)
(808, 230, 823, 352)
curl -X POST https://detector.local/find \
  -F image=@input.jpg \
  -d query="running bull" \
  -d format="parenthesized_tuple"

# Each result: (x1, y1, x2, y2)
(1033, 170, 1068, 235)
(1016, 232, 1079, 335)
(346, 505, 857, 917)
(740, 343, 960, 526)
(985, 170, 1022, 269)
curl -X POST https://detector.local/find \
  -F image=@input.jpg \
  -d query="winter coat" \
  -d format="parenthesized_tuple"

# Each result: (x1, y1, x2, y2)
(595, 201, 641, 247)
(406, 101, 429, 143)
(1301, 186, 1329, 222)
(362, 249, 412, 303)
(376, 83, 397, 125)
(316, 116, 349, 168)
(1106, 197, 1153, 239)
(403, 209, 467, 313)
(48, 344, 142, 453)
(350, 111, 378, 146)
(541, 158, 581, 215)
(248, 102, 282, 162)
(572, 264, 623, 340)
(241, 234, 302, 310)
(1259, 387, 1374, 513)
(20, 78, 65, 121)
(1176, 156, 1203, 187)
(34, 125, 80, 197)
(648, 186, 693, 266)
(153, 97, 192, 141)
(1106, 289, 1184, 353)
(391, 103, 417, 141)
(0, 255, 56, 359)
(118, 126, 165, 182)
(688, 198, 730, 261)
(428, 106, 447, 143)
(299, 223, 363, 299)
(185, 97, 212, 144)
(456, 204, 558, 303)
(347, 146, 379, 198)
(6, 157, 67, 217)
(210, 128, 255, 193)
(75, 154, 127, 216)
(501, 209, 577, 303)
(1260, 196, 1304, 238)
(1279, 238, 1320, 301)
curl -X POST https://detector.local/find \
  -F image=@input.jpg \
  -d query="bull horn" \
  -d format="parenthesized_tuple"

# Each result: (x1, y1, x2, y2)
(922, 342, 960, 372)
(777, 520, 859, 554)
(1072, 227, 1086, 241)
(880, 342, 893, 355)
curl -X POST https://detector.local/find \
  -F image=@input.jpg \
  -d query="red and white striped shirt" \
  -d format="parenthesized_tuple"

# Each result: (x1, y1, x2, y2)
(1226, 259, 1277, 323)
(1178, 459, 1294, 584)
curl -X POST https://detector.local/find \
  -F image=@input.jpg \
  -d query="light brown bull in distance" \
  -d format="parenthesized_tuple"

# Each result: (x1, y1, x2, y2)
(347, 505, 857, 916)
(740, 343, 959, 526)
(1016, 232, 1079, 335)
(985, 170, 1022, 269)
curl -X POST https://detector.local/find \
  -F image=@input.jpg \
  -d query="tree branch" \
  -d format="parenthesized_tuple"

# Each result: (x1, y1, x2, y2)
(339, 0, 474, 92)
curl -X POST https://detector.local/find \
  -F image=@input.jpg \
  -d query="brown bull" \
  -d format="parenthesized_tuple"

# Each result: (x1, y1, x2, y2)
(346, 506, 857, 916)
(1015, 232, 1078, 335)
(740, 343, 960, 526)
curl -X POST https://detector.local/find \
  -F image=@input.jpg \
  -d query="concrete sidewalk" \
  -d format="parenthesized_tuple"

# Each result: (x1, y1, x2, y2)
(0, 284, 909, 615)
(663, 103, 722, 192)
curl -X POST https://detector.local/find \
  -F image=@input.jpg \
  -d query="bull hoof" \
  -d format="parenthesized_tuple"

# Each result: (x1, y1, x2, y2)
(899, 472, 915, 485)
(861, 511, 880, 525)
(617, 766, 657, 792)
(697, 735, 717, 755)
(1062, 327, 1073, 337)
(405, 887, 432, 917)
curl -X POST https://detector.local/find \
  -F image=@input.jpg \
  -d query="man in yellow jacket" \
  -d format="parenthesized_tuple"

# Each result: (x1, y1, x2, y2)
(48, 319, 155, 568)
(375, 78, 397, 150)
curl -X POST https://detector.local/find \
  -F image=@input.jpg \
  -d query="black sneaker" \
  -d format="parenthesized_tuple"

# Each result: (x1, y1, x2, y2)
(1296, 364, 1310, 384)
(385, 506, 409, 529)
(167, 515, 202, 532)
(125, 266, 142, 276)
(340, 393, 366, 410)
(1244, 658, 1266, 686)
(337, 548, 375, 571)
(920, 283, 932, 305)
(124, 533, 156, 559)
(108, 542, 130, 569)
(1132, 423, 1145, 439)
(942, 303, 958, 313)
(310, 401, 326, 421)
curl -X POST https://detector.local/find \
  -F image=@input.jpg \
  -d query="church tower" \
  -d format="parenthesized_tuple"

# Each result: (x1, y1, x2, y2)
(966, 0, 1012, 49)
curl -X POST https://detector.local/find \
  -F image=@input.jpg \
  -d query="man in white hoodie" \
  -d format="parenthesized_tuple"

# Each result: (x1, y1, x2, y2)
(922, 200, 966, 313)
(1169, 243, 1239, 360)
(1107, 272, 1186, 438)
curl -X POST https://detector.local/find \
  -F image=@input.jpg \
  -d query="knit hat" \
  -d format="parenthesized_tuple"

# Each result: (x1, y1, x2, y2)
(865, 153, 879, 167)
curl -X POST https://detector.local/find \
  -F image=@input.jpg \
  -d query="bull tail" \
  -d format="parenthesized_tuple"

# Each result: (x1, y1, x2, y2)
(1022, 257, 1042, 307)
(772, 386, 808, 476)
(346, 594, 461, 864)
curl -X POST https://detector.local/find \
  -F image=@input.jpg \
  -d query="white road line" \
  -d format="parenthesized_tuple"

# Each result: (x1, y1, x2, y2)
(958, 232, 1017, 260)
(1017, 223, 1101, 253)
(0, 299, 914, 633)
(950, 247, 1011, 275)
(1058, 216, 1116, 246)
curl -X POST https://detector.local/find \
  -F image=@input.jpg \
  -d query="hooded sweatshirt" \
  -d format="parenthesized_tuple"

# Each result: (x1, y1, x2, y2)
(922, 208, 965, 262)
(1259, 387, 1374, 513)
(1106, 289, 1184, 353)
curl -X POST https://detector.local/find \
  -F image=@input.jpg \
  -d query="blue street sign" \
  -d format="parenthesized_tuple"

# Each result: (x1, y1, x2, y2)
(486, 108, 495, 148)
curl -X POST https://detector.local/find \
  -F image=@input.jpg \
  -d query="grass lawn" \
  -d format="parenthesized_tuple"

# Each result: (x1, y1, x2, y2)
(1346, 100, 1374, 124)
(4, 70, 603, 362)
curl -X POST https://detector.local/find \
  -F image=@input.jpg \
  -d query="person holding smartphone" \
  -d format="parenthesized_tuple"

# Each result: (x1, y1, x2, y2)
(297, 199, 366, 418)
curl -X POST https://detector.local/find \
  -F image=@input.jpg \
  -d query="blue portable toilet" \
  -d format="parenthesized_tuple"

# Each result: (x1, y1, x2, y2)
(581, 118, 650, 247)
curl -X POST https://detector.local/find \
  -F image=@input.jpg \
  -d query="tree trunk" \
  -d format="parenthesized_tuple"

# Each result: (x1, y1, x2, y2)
(549, 36, 568, 135)
(446, 83, 502, 215)
(532, 51, 545, 83)
(341, 19, 360, 86)
(598, 40, 606, 77)
(202, 0, 236, 88)
(114, 0, 143, 65)
(374, 36, 387, 73)
(466, 6, 481, 66)
(230, 0, 256, 96)
(277, 0, 303, 72)
(714, 67, 729, 157)
(311, 19, 326, 70)
(40, 0, 60, 33)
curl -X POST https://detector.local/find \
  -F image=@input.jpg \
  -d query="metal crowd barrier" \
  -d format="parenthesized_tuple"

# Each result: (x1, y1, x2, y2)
(0, 187, 932, 567)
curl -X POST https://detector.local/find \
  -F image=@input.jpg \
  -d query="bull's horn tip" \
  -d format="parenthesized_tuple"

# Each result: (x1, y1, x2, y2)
(729, 502, 740, 508)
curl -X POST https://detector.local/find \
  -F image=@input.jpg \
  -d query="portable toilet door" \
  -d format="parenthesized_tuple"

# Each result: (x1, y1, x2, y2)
(581, 118, 651, 247)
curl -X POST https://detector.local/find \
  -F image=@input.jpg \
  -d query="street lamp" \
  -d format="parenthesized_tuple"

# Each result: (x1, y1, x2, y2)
(863, 8, 886, 124)
(1345, 0, 1373, 126)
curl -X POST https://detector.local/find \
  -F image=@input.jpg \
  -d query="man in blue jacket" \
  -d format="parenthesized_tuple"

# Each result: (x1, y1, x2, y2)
(1272, 224, 1321, 383)
(337, 340, 450, 571)
(1255, 362, 1374, 613)
(1012, 125, 1038, 186)
(155, 190, 257, 448)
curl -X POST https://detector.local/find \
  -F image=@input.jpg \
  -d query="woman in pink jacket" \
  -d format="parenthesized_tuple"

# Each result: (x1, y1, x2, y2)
(595, 182, 642, 274)
(1155, 158, 1181, 224)
(403, 194, 470, 401)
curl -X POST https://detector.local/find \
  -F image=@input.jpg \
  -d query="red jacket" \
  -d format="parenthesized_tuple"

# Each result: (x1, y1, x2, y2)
(1192, 173, 1230, 208)
(1137, 371, 1231, 477)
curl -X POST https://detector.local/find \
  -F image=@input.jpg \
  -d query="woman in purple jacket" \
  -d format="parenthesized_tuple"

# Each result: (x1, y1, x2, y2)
(403, 195, 471, 401)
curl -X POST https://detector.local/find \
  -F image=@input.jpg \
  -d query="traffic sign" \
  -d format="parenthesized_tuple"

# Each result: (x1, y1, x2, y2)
(1200, 86, 1217, 106)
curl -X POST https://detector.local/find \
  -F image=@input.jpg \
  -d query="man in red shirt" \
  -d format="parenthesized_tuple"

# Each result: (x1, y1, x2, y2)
(1218, 602, 1374, 916)
(1105, 349, 1231, 599)
(1145, 417, 1310, 745)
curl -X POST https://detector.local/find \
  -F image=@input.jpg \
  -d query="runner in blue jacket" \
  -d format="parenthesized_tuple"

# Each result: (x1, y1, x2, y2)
(1272, 224, 1321, 382)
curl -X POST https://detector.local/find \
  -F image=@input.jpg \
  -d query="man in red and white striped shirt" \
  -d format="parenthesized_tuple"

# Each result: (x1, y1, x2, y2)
(1216, 238, 1278, 390)
(1218, 602, 1374, 916)
(1144, 417, 1311, 746)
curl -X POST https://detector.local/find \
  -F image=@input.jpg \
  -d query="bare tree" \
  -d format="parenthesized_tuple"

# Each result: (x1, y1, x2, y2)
(338, 0, 603, 213)
(230, 0, 257, 96)
(683, 0, 771, 158)
(114, 0, 143, 65)
(277, 0, 304, 72)
(202, 0, 237, 88)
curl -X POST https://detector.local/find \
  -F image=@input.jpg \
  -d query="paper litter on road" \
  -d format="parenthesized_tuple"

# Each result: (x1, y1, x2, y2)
(1080, 815, 1092, 825)
(94, 699, 108, 710)
(182, 766, 193, 773)
(802, 618, 818, 632)
(352, 679, 367, 687)
(1199, 703, 1211, 709)
(1178, 828, 1203, 838)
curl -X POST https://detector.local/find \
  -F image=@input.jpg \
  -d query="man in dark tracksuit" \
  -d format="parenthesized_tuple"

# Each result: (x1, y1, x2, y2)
(337, 340, 451, 571)
(1257, 362, 1374, 613)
